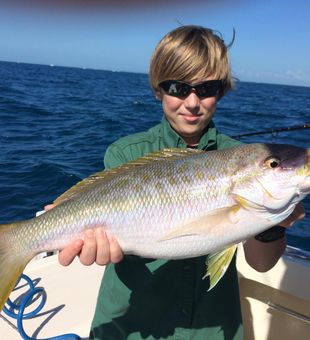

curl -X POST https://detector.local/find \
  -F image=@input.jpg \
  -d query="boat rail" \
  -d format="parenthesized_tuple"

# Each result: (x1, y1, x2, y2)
(284, 245, 310, 266)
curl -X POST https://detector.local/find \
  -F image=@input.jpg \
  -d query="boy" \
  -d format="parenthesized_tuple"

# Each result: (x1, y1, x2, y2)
(56, 26, 304, 339)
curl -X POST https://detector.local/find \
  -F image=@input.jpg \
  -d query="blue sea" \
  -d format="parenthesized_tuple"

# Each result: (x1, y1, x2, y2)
(0, 61, 309, 251)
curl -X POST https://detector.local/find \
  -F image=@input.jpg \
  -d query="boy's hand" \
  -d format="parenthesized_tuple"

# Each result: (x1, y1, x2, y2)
(44, 204, 124, 266)
(279, 202, 305, 228)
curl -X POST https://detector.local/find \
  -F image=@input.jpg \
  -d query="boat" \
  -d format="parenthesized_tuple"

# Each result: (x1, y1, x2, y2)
(237, 245, 310, 340)
(0, 244, 309, 339)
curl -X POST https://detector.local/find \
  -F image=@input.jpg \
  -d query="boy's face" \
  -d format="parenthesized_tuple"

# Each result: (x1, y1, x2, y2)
(161, 90, 217, 146)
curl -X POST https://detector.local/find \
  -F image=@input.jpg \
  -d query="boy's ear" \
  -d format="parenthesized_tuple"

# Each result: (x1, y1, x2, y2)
(155, 91, 163, 101)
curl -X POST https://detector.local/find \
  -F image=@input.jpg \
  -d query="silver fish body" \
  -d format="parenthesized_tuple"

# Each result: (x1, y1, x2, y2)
(0, 143, 309, 309)
(7, 143, 310, 258)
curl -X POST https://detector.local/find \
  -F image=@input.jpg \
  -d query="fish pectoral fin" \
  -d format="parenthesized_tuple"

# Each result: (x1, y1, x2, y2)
(159, 205, 240, 241)
(203, 244, 237, 291)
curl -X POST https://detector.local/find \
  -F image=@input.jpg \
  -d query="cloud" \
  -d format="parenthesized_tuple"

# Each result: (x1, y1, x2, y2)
(285, 69, 310, 82)
(235, 68, 310, 87)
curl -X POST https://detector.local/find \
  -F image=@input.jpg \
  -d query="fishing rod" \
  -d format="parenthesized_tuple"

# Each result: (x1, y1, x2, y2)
(232, 123, 310, 139)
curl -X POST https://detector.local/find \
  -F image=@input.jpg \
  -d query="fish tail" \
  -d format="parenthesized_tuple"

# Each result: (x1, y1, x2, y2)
(0, 222, 34, 311)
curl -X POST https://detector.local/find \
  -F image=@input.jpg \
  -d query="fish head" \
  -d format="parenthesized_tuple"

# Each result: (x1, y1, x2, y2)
(231, 144, 310, 222)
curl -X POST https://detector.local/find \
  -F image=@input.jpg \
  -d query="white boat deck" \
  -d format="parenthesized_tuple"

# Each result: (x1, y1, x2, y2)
(0, 255, 105, 339)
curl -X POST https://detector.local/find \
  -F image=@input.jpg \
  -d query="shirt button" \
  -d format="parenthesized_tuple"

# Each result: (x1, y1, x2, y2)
(182, 308, 189, 316)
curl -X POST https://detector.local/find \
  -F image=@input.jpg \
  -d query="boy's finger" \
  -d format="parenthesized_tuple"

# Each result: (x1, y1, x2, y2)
(108, 235, 124, 263)
(44, 204, 55, 211)
(59, 239, 84, 266)
(79, 229, 97, 266)
(95, 228, 111, 265)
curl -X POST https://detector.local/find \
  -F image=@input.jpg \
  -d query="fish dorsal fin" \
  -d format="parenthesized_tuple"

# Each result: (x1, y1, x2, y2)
(53, 148, 204, 206)
(126, 148, 204, 164)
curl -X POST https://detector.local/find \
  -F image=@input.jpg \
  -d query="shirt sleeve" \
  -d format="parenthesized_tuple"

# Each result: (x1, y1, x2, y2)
(104, 144, 130, 170)
(216, 134, 244, 150)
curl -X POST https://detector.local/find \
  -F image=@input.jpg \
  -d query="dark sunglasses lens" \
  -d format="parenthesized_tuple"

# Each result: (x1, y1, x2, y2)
(159, 80, 222, 98)
(161, 81, 190, 97)
(196, 81, 222, 98)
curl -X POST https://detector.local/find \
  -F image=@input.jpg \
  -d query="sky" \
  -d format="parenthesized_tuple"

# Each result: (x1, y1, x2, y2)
(0, 0, 309, 87)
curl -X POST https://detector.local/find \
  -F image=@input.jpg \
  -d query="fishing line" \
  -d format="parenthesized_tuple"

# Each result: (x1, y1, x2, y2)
(2, 274, 80, 340)
(232, 123, 310, 139)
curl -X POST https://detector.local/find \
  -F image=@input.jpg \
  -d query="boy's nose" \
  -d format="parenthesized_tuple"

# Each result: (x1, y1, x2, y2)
(184, 91, 200, 110)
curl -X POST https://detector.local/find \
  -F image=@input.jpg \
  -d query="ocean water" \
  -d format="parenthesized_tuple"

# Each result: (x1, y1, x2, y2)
(0, 61, 309, 251)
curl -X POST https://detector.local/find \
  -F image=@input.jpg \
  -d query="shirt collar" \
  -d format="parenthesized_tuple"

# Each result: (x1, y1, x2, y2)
(160, 116, 217, 150)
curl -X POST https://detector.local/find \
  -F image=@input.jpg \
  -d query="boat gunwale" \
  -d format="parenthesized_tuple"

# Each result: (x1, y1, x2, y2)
(284, 245, 310, 266)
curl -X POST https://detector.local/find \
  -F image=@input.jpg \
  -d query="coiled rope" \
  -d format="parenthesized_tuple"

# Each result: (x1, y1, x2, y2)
(2, 274, 81, 340)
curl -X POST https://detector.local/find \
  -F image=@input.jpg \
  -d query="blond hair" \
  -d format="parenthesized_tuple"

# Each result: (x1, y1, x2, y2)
(149, 25, 234, 98)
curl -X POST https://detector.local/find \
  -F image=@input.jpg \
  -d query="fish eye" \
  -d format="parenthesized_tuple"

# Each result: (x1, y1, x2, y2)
(264, 156, 281, 169)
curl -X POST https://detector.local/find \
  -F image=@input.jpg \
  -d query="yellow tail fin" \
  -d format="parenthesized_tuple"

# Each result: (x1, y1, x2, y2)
(0, 222, 34, 311)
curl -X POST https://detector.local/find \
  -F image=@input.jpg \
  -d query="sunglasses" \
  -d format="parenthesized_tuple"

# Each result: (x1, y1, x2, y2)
(158, 80, 223, 99)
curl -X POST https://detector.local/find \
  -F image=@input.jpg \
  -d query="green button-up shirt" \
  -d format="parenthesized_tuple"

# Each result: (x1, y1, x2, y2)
(90, 118, 243, 340)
